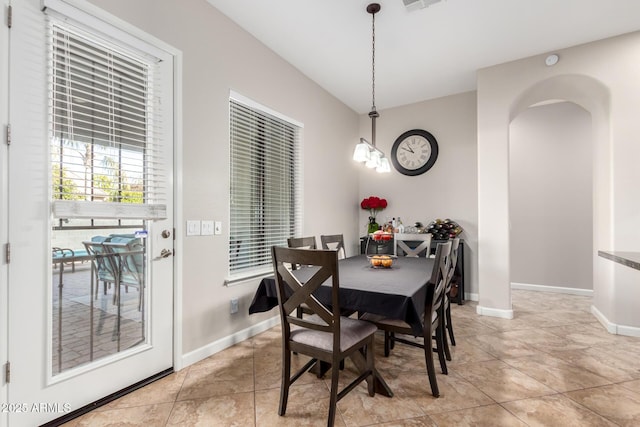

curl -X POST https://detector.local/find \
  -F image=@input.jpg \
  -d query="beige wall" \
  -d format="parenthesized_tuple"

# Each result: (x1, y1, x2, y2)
(477, 30, 640, 331)
(87, 0, 362, 358)
(509, 102, 593, 290)
(357, 91, 479, 298)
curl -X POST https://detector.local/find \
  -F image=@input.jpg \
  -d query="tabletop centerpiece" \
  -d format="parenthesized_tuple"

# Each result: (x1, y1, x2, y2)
(361, 195, 388, 234)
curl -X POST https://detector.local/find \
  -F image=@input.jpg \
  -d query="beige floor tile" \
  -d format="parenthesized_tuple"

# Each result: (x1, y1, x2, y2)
(503, 394, 617, 426)
(542, 322, 623, 347)
(501, 328, 590, 353)
(60, 290, 640, 426)
(64, 402, 173, 426)
(166, 392, 255, 426)
(337, 385, 425, 427)
(465, 332, 542, 359)
(549, 346, 640, 382)
(255, 385, 342, 427)
(254, 353, 319, 391)
(502, 353, 612, 392)
(455, 360, 556, 402)
(619, 379, 640, 394)
(101, 370, 188, 410)
(446, 339, 498, 366)
(566, 384, 640, 426)
(373, 415, 438, 426)
(449, 316, 500, 337)
(429, 404, 528, 426)
(177, 357, 254, 401)
(387, 370, 494, 414)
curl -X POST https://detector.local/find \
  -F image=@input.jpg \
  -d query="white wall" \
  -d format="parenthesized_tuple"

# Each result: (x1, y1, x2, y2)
(477, 30, 640, 330)
(509, 102, 593, 291)
(358, 91, 479, 298)
(87, 0, 362, 358)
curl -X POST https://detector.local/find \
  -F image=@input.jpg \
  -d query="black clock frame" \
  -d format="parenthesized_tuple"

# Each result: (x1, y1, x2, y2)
(390, 129, 439, 176)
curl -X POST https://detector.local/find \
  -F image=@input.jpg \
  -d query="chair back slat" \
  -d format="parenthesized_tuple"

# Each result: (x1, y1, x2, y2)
(394, 233, 432, 257)
(444, 238, 460, 295)
(428, 241, 452, 324)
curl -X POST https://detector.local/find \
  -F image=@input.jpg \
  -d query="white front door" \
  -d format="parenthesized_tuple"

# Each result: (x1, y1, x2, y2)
(6, 1, 175, 425)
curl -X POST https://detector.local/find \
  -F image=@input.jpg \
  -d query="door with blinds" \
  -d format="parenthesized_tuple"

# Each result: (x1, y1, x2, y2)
(7, 1, 175, 425)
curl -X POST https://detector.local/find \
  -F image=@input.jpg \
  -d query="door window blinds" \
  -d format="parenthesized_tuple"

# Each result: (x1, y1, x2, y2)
(229, 95, 302, 280)
(49, 20, 166, 220)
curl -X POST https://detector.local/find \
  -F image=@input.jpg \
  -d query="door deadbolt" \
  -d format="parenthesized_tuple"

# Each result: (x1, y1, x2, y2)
(161, 230, 171, 239)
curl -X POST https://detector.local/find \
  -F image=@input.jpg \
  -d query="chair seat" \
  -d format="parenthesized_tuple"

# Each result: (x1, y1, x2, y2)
(291, 315, 377, 352)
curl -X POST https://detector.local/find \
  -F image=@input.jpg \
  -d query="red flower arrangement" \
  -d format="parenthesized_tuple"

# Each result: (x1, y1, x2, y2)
(360, 196, 388, 218)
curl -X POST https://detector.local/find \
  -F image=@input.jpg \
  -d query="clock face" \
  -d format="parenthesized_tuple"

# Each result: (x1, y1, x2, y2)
(391, 129, 438, 176)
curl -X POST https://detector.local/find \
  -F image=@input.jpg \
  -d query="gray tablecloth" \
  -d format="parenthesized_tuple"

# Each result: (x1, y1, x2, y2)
(248, 255, 434, 336)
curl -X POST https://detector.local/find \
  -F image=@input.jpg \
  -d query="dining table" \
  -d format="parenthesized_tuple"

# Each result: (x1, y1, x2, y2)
(248, 254, 436, 397)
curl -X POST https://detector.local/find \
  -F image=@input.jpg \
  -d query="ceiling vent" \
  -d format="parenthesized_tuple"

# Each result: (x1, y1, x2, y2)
(402, 0, 442, 12)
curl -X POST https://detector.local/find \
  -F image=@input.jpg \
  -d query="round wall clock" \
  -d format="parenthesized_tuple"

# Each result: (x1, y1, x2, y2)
(390, 129, 439, 176)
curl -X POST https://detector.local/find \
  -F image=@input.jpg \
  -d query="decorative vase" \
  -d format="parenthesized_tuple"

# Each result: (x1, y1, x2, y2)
(367, 216, 379, 234)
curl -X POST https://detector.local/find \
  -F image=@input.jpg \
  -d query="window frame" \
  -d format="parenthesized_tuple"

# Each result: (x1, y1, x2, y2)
(227, 91, 303, 284)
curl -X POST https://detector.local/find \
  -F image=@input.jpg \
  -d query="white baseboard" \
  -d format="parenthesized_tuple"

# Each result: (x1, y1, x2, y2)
(465, 292, 478, 302)
(591, 305, 640, 337)
(476, 305, 514, 319)
(511, 282, 593, 297)
(180, 316, 279, 369)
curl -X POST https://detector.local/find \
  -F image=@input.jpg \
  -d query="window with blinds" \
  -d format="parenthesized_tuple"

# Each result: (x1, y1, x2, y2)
(49, 20, 166, 220)
(229, 95, 302, 280)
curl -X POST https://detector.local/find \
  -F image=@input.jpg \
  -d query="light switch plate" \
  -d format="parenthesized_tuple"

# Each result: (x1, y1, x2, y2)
(214, 221, 222, 235)
(201, 220, 214, 236)
(186, 220, 201, 236)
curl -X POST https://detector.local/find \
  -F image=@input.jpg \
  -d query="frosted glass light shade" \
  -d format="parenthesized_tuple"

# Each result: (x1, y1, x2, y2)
(353, 142, 371, 162)
(366, 150, 381, 168)
(376, 156, 391, 173)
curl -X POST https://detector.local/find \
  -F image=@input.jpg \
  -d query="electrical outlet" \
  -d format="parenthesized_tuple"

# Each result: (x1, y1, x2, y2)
(186, 220, 201, 236)
(230, 298, 239, 314)
(201, 220, 214, 236)
(214, 221, 222, 235)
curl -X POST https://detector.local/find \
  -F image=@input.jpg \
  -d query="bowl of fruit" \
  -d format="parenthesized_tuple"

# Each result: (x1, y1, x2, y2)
(368, 255, 394, 268)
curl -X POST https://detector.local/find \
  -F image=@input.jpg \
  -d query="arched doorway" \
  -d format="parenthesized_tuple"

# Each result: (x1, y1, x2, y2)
(477, 73, 611, 319)
(509, 101, 593, 296)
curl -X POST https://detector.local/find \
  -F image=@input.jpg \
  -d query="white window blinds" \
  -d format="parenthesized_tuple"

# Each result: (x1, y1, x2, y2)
(48, 20, 166, 220)
(229, 94, 302, 279)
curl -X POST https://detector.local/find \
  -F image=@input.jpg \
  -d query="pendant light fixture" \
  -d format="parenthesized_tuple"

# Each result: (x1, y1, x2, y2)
(353, 3, 391, 173)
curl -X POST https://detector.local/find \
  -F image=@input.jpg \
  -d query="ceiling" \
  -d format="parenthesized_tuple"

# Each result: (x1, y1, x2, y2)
(207, 0, 640, 114)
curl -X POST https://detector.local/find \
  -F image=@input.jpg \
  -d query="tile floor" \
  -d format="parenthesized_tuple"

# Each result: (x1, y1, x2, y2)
(63, 290, 640, 426)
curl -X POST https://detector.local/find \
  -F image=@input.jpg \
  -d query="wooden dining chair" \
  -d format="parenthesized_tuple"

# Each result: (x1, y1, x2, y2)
(287, 236, 317, 251)
(442, 238, 460, 361)
(361, 241, 452, 397)
(320, 234, 346, 260)
(272, 246, 377, 426)
(394, 233, 432, 257)
(287, 236, 318, 319)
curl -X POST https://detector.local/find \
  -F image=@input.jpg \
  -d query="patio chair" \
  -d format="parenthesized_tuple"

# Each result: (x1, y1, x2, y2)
(361, 241, 452, 397)
(272, 246, 377, 426)
(83, 241, 117, 301)
(103, 240, 145, 312)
